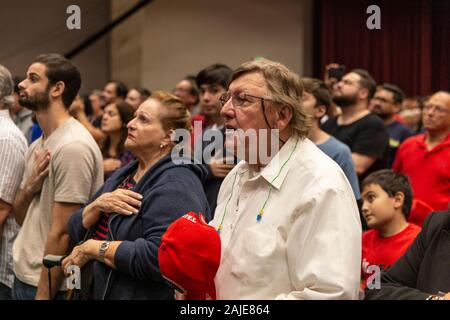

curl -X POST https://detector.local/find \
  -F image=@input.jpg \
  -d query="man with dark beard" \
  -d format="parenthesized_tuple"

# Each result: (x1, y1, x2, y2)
(370, 84, 412, 168)
(322, 69, 389, 184)
(12, 54, 103, 300)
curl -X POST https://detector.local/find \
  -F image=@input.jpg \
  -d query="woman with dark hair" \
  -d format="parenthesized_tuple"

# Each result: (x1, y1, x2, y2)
(101, 101, 135, 179)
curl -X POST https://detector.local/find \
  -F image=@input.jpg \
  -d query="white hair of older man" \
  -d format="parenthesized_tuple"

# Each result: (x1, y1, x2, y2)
(0, 64, 15, 109)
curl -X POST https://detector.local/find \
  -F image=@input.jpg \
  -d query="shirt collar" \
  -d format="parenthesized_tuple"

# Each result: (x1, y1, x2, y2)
(238, 135, 301, 190)
(418, 132, 450, 149)
(0, 109, 11, 119)
(261, 135, 301, 189)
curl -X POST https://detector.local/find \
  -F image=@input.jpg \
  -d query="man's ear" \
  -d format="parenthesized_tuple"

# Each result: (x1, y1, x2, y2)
(315, 105, 327, 119)
(275, 105, 293, 131)
(358, 88, 369, 101)
(393, 191, 405, 210)
(50, 81, 65, 99)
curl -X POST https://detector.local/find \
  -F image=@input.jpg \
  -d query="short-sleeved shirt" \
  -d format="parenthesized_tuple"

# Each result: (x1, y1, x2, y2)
(386, 121, 413, 168)
(317, 136, 360, 199)
(0, 110, 27, 288)
(322, 113, 389, 182)
(393, 133, 450, 211)
(13, 117, 104, 288)
(361, 223, 421, 287)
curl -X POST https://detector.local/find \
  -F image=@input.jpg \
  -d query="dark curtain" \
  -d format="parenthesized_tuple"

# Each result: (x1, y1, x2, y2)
(313, 0, 449, 96)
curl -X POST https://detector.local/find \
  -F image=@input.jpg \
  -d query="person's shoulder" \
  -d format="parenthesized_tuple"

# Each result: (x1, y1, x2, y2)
(362, 229, 377, 239)
(52, 139, 101, 166)
(401, 133, 424, 147)
(326, 136, 352, 153)
(407, 222, 422, 235)
(362, 229, 378, 247)
(358, 113, 386, 128)
(293, 139, 352, 192)
(151, 160, 208, 189)
(423, 211, 450, 231)
(56, 139, 96, 153)
(0, 124, 27, 150)
(27, 137, 41, 151)
(322, 116, 338, 128)
(55, 119, 101, 152)
(396, 120, 412, 132)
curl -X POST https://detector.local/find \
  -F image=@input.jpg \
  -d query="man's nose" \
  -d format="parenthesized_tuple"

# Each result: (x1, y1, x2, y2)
(361, 202, 369, 214)
(202, 91, 212, 101)
(220, 99, 234, 118)
(18, 80, 26, 91)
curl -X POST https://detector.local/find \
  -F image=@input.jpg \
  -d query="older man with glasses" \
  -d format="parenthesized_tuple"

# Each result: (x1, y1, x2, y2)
(393, 91, 450, 213)
(206, 59, 362, 300)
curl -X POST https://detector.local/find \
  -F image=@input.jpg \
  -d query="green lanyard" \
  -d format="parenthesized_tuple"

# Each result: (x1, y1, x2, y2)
(217, 137, 299, 234)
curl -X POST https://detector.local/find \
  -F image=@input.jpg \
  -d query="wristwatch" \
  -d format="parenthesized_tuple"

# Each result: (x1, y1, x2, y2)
(99, 241, 110, 262)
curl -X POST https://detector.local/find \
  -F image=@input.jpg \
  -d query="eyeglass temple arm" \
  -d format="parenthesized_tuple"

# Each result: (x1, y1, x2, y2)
(260, 99, 286, 145)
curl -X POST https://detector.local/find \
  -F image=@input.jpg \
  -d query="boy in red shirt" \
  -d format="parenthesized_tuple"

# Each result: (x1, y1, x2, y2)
(360, 169, 421, 289)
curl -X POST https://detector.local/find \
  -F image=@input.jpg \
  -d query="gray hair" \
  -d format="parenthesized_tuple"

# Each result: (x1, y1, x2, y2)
(0, 64, 14, 110)
(231, 58, 310, 138)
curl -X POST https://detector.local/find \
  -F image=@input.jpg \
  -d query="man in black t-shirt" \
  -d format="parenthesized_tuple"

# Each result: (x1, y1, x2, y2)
(370, 83, 413, 168)
(322, 69, 389, 184)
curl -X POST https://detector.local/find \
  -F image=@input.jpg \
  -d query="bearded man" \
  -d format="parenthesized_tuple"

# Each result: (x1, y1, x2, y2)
(322, 69, 389, 183)
(12, 54, 103, 300)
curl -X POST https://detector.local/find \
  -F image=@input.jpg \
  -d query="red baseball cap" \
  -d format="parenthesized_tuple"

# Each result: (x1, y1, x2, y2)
(158, 212, 221, 300)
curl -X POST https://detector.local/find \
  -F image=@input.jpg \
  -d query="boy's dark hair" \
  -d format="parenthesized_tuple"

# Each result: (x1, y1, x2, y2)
(381, 83, 405, 104)
(362, 169, 413, 218)
(33, 53, 81, 108)
(302, 77, 332, 115)
(196, 64, 232, 89)
(351, 68, 377, 101)
(185, 75, 200, 96)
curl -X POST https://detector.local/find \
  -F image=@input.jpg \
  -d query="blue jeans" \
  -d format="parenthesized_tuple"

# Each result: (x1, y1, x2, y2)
(0, 282, 12, 300)
(12, 276, 66, 300)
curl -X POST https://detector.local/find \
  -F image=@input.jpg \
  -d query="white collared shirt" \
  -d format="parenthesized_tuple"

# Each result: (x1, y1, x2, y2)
(210, 135, 362, 299)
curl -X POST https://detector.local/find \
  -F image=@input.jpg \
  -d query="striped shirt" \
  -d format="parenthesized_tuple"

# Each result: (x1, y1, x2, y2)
(92, 174, 136, 240)
(0, 110, 27, 288)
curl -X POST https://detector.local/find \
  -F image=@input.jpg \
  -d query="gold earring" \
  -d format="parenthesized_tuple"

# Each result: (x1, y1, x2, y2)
(160, 143, 164, 149)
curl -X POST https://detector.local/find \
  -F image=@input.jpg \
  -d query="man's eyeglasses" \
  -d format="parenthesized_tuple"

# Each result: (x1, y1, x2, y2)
(372, 96, 395, 104)
(423, 104, 449, 115)
(219, 92, 271, 108)
(173, 87, 190, 94)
